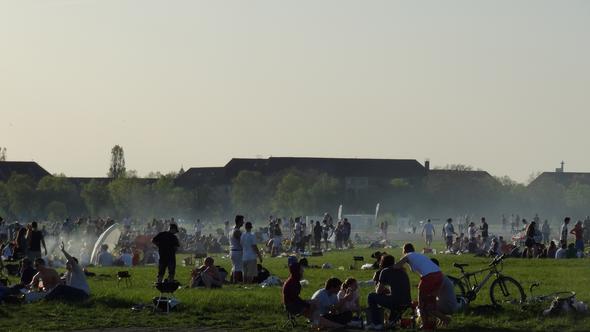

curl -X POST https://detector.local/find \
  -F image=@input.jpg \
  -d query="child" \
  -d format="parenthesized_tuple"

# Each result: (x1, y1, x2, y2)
(337, 278, 360, 315)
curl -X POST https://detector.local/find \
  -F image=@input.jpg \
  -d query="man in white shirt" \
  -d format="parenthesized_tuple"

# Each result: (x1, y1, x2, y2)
(46, 242, 90, 301)
(444, 219, 457, 252)
(240, 222, 262, 283)
(560, 217, 570, 246)
(555, 242, 567, 259)
(394, 243, 450, 329)
(422, 219, 436, 248)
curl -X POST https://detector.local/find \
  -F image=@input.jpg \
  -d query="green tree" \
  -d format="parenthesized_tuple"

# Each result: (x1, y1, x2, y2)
(36, 175, 80, 219)
(564, 183, 590, 215)
(5, 173, 38, 219)
(108, 177, 151, 218)
(108, 145, 126, 178)
(45, 201, 68, 220)
(231, 171, 272, 218)
(81, 179, 111, 217)
(272, 170, 309, 216)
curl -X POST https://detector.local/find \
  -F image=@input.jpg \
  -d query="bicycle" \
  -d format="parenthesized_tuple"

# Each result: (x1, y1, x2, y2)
(448, 254, 526, 307)
(522, 282, 575, 309)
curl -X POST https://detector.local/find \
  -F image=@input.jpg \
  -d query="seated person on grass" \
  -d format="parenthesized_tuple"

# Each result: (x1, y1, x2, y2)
(430, 258, 458, 315)
(45, 241, 90, 301)
(282, 262, 340, 329)
(25, 258, 61, 302)
(191, 257, 223, 288)
(337, 278, 361, 323)
(367, 254, 411, 330)
(311, 277, 352, 327)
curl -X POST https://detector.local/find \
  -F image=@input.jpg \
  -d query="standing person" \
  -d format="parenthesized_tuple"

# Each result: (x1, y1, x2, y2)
(223, 221, 231, 238)
(523, 222, 537, 258)
(152, 223, 180, 283)
(394, 243, 450, 329)
(467, 222, 477, 252)
(26, 222, 47, 260)
(229, 215, 244, 283)
(313, 221, 323, 250)
(421, 219, 435, 249)
(443, 218, 457, 252)
(322, 220, 332, 250)
(541, 220, 551, 244)
(271, 221, 283, 257)
(479, 217, 489, 249)
(0, 217, 8, 243)
(570, 221, 585, 255)
(195, 219, 203, 237)
(560, 217, 570, 247)
(342, 218, 352, 248)
(240, 222, 262, 283)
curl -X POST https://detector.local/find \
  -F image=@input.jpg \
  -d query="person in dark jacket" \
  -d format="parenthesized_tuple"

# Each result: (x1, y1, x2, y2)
(152, 223, 180, 283)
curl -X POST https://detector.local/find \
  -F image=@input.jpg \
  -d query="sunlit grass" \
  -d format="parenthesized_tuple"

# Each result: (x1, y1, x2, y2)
(1, 242, 589, 331)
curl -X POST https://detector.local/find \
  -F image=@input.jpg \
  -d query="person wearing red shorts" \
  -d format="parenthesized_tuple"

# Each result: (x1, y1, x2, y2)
(395, 243, 450, 330)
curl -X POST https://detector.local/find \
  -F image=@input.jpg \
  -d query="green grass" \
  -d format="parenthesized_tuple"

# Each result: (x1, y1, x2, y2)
(1, 242, 589, 331)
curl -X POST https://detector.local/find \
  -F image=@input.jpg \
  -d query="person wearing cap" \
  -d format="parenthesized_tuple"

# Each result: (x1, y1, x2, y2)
(152, 223, 180, 283)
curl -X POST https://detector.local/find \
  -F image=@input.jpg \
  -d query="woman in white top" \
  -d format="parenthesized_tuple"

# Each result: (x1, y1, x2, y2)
(229, 215, 244, 283)
(337, 278, 360, 315)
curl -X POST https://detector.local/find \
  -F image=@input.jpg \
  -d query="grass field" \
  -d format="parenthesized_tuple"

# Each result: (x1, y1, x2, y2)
(1, 241, 589, 332)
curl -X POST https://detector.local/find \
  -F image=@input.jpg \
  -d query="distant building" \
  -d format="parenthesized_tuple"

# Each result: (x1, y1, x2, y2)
(175, 157, 428, 192)
(0, 161, 51, 182)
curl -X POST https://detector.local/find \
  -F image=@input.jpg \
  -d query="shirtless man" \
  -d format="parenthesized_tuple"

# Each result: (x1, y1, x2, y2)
(26, 258, 60, 302)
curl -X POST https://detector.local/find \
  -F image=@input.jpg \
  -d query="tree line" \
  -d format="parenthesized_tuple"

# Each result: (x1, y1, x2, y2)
(0, 168, 589, 223)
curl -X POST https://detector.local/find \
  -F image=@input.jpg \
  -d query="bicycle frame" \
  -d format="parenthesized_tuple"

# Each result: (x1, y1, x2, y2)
(457, 264, 501, 299)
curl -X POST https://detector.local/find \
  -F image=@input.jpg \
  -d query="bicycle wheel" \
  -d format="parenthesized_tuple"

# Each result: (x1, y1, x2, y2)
(448, 276, 466, 298)
(489, 276, 526, 307)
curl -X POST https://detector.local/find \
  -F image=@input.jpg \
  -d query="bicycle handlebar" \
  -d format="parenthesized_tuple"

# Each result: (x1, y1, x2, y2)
(489, 254, 505, 267)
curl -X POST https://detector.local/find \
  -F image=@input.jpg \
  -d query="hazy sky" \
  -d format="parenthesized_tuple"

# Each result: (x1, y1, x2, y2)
(1, 0, 589, 182)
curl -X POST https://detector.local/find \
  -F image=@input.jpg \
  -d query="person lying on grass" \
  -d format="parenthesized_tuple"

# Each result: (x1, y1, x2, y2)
(190, 257, 223, 288)
(45, 242, 90, 302)
(282, 262, 342, 329)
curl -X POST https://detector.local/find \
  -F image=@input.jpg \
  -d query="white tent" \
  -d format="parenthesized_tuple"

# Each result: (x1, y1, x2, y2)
(90, 223, 122, 265)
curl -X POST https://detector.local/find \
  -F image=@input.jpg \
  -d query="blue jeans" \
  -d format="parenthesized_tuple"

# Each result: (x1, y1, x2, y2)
(575, 239, 584, 253)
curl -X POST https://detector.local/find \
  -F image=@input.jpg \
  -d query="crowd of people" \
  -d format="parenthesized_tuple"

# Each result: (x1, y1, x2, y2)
(282, 242, 458, 330)
(434, 215, 589, 259)
(1, 212, 588, 331)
